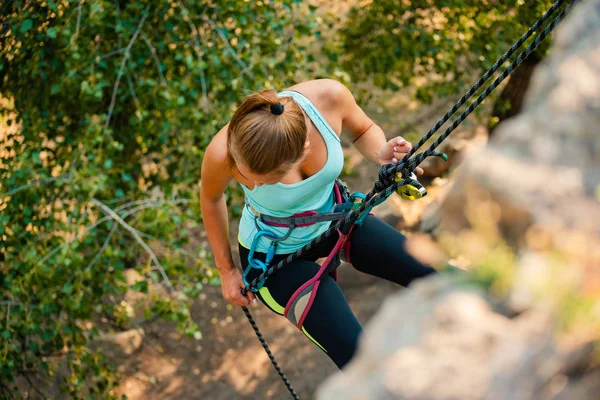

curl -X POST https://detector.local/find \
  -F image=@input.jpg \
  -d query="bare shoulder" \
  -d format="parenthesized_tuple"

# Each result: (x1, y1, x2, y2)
(201, 124, 233, 195)
(287, 79, 354, 110)
(204, 124, 230, 166)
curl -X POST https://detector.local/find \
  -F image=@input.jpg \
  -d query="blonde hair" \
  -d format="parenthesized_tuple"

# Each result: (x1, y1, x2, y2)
(227, 90, 307, 174)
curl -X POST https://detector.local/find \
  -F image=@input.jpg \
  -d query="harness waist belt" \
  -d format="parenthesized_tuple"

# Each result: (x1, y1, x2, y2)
(244, 179, 351, 228)
(245, 201, 349, 227)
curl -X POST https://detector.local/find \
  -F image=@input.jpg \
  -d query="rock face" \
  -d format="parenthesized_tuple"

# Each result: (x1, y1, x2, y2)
(318, 277, 600, 400)
(318, 1, 600, 399)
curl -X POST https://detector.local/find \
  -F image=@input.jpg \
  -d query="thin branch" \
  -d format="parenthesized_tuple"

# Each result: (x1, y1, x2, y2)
(4, 149, 80, 197)
(202, 15, 254, 79)
(4, 177, 60, 196)
(190, 25, 209, 112)
(85, 222, 118, 271)
(134, 229, 187, 252)
(125, 67, 141, 111)
(35, 215, 119, 267)
(104, 195, 133, 205)
(68, 148, 81, 176)
(0, 301, 21, 306)
(6, 303, 10, 328)
(131, 230, 213, 272)
(0, 383, 17, 400)
(68, 48, 126, 77)
(177, 1, 209, 111)
(98, 47, 127, 60)
(140, 30, 168, 88)
(115, 198, 192, 212)
(92, 198, 176, 293)
(103, 9, 150, 135)
(33, 199, 192, 276)
(74, 0, 83, 42)
(23, 373, 49, 400)
(134, 229, 195, 260)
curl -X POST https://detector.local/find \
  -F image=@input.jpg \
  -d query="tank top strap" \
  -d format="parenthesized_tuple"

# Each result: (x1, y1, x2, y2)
(278, 90, 340, 144)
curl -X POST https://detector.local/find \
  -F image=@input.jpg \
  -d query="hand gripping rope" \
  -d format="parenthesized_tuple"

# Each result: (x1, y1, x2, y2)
(238, 1, 578, 398)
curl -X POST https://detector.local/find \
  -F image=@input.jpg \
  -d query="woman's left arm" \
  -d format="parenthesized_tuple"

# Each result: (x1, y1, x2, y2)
(330, 80, 420, 172)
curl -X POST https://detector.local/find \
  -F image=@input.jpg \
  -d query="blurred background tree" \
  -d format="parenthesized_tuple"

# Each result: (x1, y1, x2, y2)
(0, 0, 328, 397)
(339, 0, 557, 134)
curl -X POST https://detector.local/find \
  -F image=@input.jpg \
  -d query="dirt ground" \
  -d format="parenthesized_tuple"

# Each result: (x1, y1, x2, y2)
(116, 257, 401, 400)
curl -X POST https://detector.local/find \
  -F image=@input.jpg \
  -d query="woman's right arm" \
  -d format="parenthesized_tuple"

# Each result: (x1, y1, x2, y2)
(200, 129, 256, 306)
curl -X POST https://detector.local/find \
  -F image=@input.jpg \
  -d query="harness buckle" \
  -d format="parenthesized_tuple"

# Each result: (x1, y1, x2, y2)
(395, 171, 427, 200)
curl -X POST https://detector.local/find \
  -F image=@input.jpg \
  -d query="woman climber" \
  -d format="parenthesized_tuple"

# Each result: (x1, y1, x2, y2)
(200, 79, 436, 369)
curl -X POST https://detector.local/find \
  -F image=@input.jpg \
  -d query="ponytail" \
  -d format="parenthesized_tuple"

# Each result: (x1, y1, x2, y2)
(227, 90, 307, 175)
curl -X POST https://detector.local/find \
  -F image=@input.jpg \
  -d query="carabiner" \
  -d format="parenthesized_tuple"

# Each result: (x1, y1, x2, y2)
(244, 216, 293, 292)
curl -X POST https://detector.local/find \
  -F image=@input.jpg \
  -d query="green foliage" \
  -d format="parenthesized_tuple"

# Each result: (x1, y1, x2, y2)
(340, 0, 557, 102)
(0, 0, 324, 397)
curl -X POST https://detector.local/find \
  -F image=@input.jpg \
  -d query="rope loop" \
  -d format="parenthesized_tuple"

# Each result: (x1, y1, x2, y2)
(376, 164, 396, 190)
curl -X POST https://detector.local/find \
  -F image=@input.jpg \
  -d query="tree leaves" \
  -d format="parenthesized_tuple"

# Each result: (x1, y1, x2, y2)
(340, 1, 556, 104)
(20, 18, 33, 32)
(0, 0, 325, 397)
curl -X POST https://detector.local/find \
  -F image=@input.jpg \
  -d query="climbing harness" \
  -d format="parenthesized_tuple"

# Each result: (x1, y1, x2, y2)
(243, 180, 371, 329)
(239, 1, 578, 398)
(242, 180, 350, 293)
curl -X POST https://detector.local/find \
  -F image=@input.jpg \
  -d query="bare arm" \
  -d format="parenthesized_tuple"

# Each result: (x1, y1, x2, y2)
(324, 80, 422, 172)
(200, 128, 256, 305)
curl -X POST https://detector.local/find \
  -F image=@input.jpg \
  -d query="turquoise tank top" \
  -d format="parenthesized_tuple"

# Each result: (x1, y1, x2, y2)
(238, 90, 345, 254)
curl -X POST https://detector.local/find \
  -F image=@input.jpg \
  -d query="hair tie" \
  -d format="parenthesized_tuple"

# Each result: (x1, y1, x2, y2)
(270, 103, 284, 115)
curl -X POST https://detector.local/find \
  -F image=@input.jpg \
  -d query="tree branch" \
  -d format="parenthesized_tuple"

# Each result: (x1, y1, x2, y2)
(0, 383, 17, 400)
(23, 373, 49, 400)
(98, 48, 127, 60)
(4, 177, 60, 197)
(85, 222, 118, 271)
(132, 230, 212, 272)
(4, 148, 80, 197)
(92, 198, 176, 293)
(115, 198, 192, 212)
(103, 9, 150, 135)
(74, 0, 83, 43)
(125, 67, 141, 111)
(5, 303, 10, 329)
(68, 49, 126, 77)
(190, 24, 209, 112)
(140, 30, 168, 88)
(202, 15, 254, 79)
(177, 2, 209, 111)
(0, 301, 21, 306)
(34, 199, 192, 276)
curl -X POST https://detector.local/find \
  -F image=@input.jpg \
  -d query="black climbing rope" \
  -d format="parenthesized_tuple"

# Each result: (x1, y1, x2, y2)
(242, 306, 300, 400)
(240, 1, 578, 398)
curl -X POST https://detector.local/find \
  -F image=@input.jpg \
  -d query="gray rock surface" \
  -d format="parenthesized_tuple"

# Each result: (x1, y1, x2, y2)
(317, 277, 575, 400)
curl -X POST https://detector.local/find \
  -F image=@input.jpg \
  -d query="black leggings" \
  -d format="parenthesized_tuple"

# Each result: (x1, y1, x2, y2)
(239, 215, 436, 369)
